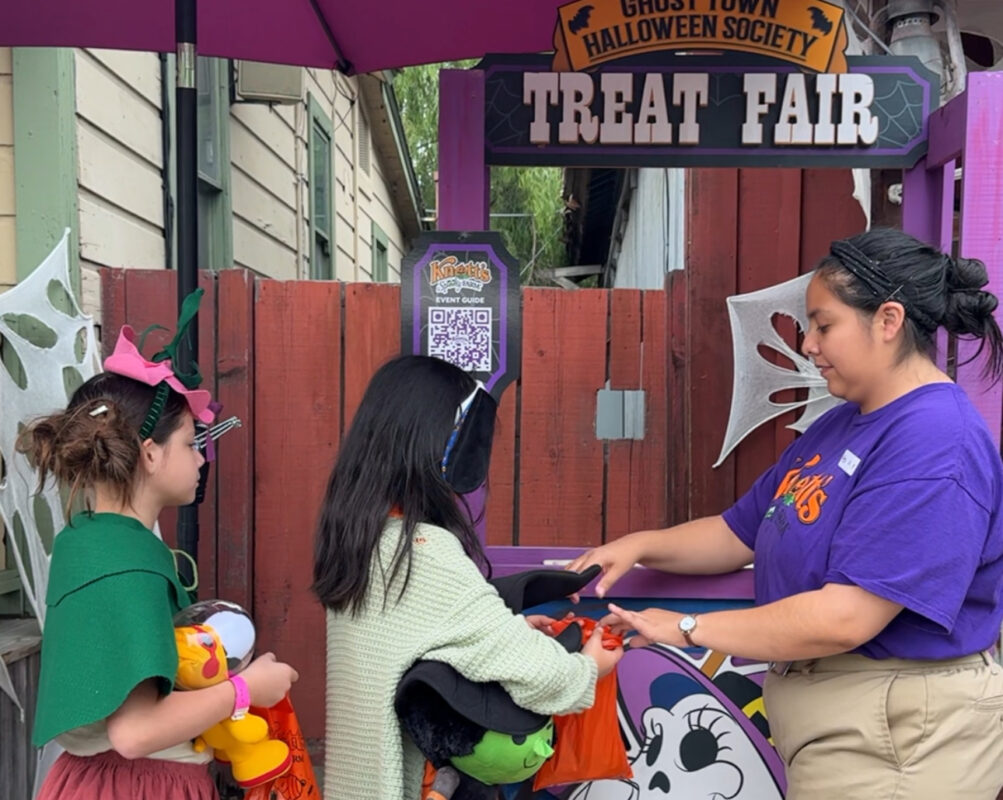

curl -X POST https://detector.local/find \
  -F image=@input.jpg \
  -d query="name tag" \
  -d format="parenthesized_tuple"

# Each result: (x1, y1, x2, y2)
(838, 449, 860, 476)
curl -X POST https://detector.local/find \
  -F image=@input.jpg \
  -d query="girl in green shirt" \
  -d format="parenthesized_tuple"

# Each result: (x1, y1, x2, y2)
(24, 319, 297, 800)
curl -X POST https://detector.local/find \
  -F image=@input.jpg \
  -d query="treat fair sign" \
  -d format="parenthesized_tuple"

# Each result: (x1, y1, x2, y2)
(401, 232, 522, 400)
(482, 0, 937, 168)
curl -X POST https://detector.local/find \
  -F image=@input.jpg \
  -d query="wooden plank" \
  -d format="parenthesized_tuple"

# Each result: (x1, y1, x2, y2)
(74, 49, 163, 168)
(799, 169, 866, 273)
(79, 193, 166, 269)
(196, 271, 217, 600)
(99, 266, 127, 358)
(77, 120, 165, 227)
(120, 269, 217, 586)
(0, 618, 41, 664)
(215, 269, 256, 613)
(230, 103, 296, 168)
(686, 169, 739, 518)
(342, 282, 401, 432)
(666, 270, 688, 525)
(84, 48, 162, 109)
(233, 216, 297, 279)
(732, 168, 802, 497)
(0, 643, 40, 800)
(0, 217, 14, 290)
(231, 168, 298, 251)
(0, 77, 11, 146)
(253, 279, 341, 740)
(437, 70, 488, 230)
(631, 290, 668, 533)
(956, 72, 1003, 443)
(606, 290, 642, 541)
(485, 381, 517, 546)
(230, 118, 298, 209)
(608, 289, 642, 389)
(519, 289, 607, 547)
(123, 268, 179, 547)
(0, 147, 13, 214)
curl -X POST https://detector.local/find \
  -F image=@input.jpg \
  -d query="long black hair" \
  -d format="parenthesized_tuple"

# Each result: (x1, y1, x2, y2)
(817, 227, 1003, 381)
(312, 355, 489, 615)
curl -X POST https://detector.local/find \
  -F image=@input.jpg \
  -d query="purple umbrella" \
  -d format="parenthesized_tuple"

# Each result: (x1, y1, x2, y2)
(0, 0, 564, 570)
(0, 0, 567, 73)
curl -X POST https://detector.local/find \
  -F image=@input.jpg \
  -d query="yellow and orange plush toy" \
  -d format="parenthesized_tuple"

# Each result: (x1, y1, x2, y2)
(174, 600, 292, 788)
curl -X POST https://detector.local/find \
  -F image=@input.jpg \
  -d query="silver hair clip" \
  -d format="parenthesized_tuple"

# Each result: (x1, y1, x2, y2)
(193, 415, 242, 450)
(89, 404, 109, 417)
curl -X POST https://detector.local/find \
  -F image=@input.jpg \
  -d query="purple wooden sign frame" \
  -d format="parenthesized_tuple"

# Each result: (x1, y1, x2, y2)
(902, 72, 1003, 445)
(437, 67, 1003, 602)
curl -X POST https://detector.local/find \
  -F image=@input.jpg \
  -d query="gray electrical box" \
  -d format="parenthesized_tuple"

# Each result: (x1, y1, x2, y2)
(234, 60, 302, 105)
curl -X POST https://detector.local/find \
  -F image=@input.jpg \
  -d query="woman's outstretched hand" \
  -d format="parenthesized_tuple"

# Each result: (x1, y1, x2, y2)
(601, 604, 687, 649)
(565, 534, 645, 599)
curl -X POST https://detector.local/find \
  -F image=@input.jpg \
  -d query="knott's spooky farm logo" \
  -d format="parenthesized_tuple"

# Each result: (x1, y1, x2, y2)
(553, 0, 849, 73)
(428, 256, 494, 294)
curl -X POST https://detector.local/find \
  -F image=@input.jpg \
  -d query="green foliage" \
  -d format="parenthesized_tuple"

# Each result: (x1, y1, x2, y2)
(393, 63, 568, 284)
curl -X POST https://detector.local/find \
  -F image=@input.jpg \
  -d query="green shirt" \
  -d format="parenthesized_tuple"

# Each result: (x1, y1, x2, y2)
(33, 512, 191, 746)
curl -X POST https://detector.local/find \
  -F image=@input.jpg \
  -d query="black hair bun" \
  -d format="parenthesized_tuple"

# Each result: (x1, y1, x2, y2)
(943, 256, 998, 335)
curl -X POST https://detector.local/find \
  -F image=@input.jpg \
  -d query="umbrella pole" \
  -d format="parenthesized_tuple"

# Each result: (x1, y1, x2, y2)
(175, 0, 200, 587)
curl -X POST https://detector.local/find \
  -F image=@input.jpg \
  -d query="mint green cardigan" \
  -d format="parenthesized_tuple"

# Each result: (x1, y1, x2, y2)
(324, 520, 598, 800)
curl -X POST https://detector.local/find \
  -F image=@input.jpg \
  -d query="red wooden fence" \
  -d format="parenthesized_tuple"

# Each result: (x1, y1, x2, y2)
(99, 166, 864, 740)
(101, 273, 673, 738)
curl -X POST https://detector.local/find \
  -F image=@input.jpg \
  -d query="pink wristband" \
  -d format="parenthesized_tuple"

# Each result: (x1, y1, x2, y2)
(228, 675, 250, 720)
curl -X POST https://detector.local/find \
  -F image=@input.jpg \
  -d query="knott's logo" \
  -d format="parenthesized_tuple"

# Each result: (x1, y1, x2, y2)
(428, 256, 494, 294)
(553, 0, 849, 73)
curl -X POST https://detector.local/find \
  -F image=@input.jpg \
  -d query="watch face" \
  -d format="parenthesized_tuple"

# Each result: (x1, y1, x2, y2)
(679, 616, 697, 633)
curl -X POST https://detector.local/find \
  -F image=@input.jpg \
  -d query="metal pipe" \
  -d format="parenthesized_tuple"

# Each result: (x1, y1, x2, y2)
(175, 0, 200, 587)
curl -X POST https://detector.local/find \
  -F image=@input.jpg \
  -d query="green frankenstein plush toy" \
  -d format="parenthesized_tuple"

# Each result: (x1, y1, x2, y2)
(394, 565, 599, 800)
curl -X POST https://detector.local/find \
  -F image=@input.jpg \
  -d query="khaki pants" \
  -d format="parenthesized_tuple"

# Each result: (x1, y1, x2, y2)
(764, 652, 1003, 800)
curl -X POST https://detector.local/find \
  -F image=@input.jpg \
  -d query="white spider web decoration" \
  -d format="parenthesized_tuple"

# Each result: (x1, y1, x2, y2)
(0, 231, 100, 717)
(714, 272, 844, 468)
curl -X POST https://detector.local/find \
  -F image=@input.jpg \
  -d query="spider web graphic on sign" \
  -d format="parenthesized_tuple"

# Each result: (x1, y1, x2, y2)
(428, 307, 493, 373)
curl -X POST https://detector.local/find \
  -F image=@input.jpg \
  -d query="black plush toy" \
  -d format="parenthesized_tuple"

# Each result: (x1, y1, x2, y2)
(394, 565, 601, 800)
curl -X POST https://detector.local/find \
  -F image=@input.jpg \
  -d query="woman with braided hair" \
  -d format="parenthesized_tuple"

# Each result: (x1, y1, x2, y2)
(569, 228, 1003, 798)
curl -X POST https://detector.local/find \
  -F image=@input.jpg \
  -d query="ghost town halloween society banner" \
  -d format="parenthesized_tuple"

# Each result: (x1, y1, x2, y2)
(552, 0, 849, 73)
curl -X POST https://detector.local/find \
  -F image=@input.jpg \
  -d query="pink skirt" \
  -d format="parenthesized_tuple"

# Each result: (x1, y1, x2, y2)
(36, 750, 218, 800)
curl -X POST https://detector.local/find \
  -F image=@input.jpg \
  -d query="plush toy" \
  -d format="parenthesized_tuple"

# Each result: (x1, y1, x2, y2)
(174, 600, 292, 789)
(395, 565, 601, 800)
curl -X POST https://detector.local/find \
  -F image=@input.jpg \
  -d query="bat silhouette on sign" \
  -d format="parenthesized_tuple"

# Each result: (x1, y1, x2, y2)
(568, 4, 594, 34)
(808, 6, 833, 34)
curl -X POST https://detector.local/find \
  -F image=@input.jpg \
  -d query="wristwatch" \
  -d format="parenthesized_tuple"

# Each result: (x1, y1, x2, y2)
(678, 615, 698, 646)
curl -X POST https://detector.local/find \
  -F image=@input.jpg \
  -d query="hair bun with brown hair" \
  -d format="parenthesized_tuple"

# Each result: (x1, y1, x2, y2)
(44, 401, 141, 504)
(31, 401, 142, 507)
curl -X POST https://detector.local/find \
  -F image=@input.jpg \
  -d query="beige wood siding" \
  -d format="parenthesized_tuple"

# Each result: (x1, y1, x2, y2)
(230, 101, 299, 278)
(361, 136, 405, 283)
(74, 48, 166, 274)
(0, 48, 15, 292)
(45, 54, 412, 290)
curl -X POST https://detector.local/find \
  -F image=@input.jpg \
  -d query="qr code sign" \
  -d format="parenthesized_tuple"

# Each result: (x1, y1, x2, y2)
(428, 307, 492, 372)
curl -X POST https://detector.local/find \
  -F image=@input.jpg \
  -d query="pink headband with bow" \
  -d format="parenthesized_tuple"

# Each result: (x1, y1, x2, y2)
(104, 325, 215, 426)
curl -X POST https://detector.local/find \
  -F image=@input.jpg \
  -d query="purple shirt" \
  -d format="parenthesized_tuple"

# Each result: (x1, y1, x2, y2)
(723, 383, 1003, 659)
